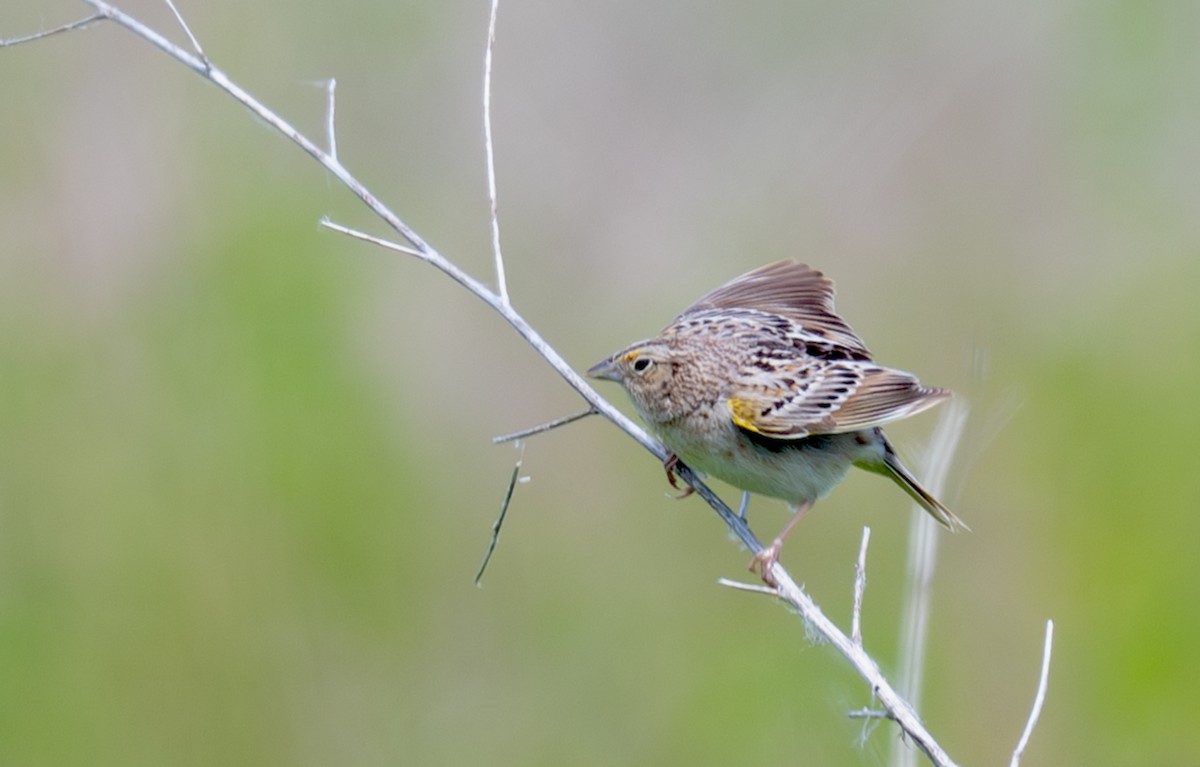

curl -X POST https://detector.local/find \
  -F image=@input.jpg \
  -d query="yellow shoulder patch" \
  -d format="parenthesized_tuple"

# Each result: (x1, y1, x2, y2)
(727, 397, 764, 433)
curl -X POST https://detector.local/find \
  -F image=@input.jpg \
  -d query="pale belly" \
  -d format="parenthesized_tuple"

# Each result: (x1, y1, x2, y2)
(655, 420, 874, 504)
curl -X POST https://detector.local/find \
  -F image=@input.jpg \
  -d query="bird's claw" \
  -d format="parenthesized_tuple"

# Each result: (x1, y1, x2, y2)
(663, 453, 695, 499)
(749, 540, 782, 586)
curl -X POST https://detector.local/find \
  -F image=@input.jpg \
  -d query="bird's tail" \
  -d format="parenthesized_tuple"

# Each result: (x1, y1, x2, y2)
(857, 438, 969, 532)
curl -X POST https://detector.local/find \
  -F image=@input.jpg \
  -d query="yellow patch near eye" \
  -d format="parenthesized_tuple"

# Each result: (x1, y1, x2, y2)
(727, 398, 764, 433)
(622, 351, 640, 363)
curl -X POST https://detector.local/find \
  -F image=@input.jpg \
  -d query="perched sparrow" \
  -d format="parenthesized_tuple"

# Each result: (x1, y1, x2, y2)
(588, 261, 966, 574)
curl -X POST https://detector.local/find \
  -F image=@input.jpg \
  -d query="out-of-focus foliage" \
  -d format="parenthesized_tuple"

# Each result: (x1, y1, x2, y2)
(2, 1, 1197, 764)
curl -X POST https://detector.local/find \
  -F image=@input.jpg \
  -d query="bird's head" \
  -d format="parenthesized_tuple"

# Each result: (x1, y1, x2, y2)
(587, 341, 690, 423)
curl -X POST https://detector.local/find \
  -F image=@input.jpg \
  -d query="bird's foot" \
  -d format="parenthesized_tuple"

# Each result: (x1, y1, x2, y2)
(663, 453, 695, 499)
(748, 540, 783, 586)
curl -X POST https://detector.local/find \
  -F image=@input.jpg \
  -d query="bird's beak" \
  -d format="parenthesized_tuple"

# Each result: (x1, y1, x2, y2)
(586, 356, 622, 381)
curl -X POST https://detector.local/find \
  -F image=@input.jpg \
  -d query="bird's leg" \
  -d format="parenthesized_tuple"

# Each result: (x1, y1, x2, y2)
(749, 499, 813, 582)
(737, 491, 751, 521)
(663, 453, 695, 499)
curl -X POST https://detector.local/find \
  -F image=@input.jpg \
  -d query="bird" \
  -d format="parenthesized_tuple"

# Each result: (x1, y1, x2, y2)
(587, 260, 967, 576)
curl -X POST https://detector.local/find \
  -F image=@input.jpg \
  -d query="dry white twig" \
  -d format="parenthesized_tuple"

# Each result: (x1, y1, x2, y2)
(852, 526, 872, 647)
(163, 0, 206, 65)
(1010, 619, 1054, 767)
(716, 578, 779, 597)
(324, 78, 338, 162)
(0, 14, 102, 46)
(320, 219, 422, 258)
(482, 0, 508, 306)
(492, 408, 596, 444)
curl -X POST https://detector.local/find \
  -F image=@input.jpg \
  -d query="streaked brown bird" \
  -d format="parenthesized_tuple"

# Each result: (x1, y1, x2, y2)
(588, 261, 967, 574)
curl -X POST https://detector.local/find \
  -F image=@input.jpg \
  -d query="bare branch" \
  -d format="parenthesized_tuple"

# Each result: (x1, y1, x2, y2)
(0, 13, 102, 47)
(765, 561, 959, 767)
(852, 526, 871, 647)
(1010, 619, 1054, 767)
(57, 0, 661, 545)
(482, 0, 508, 305)
(492, 408, 596, 444)
(80, 0, 439, 261)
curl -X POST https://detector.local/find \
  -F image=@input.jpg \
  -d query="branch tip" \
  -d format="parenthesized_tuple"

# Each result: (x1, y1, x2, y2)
(475, 446, 525, 586)
(851, 526, 871, 646)
(1009, 619, 1054, 767)
(324, 78, 338, 161)
(482, 0, 508, 305)
(0, 14, 104, 47)
(321, 220, 424, 258)
(492, 408, 596, 444)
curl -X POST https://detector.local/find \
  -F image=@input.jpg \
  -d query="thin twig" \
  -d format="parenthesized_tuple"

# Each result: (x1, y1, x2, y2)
(0, 13, 102, 46)
(852, 526, 872, 647)
(849, 708, 894, 721)
(324, 78, 338, 162)
(493, 408, 596, 444)
(1010, 619, 1054, 767)
(482, 0, 508, 305)
(163, 0, 207, 66)
(716, 578, 779, 597)
(319, 220, 424, 257)
(475, 445, 525, 585)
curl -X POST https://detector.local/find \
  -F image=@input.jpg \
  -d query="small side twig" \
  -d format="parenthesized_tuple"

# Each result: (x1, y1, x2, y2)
(475, 446, 525, 586)
(852, 526, 872, 647)
(0, 13, 102, 46)
(324, 78, 338, 161)
(849, 708, 894, 721)
(163, 0, 207, 66)
(716, 577, 779, 597)
(493, 408, 596, 444)
(482, 0, 507, 305)
(320, 220, 422, 258)
(1010, 619, 1054, 767)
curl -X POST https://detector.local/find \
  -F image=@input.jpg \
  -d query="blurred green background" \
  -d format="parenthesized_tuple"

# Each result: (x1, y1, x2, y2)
(3, 0, 1198, 764)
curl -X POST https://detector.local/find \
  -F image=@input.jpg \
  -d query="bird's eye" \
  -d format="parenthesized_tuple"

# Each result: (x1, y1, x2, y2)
(632, 357, 652, 373)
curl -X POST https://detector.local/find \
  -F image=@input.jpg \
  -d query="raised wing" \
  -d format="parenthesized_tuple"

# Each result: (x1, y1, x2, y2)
(680, 261, 870, 358)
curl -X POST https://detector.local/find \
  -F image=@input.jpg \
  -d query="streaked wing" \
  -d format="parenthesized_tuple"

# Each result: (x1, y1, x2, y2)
(679, 261, 870, 357)
(727, 359, 950, 438)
